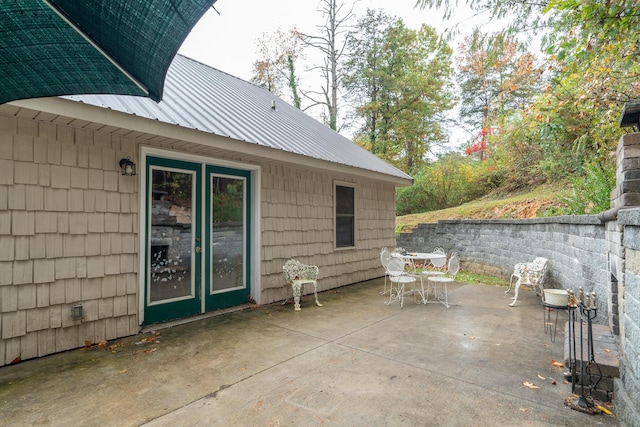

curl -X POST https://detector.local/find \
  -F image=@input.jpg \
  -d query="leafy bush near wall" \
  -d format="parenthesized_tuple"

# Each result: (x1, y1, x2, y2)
(396, 153, 503, 216)
(561, 161, 615, 215)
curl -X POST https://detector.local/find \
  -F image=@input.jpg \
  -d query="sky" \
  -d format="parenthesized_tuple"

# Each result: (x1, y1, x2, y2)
(178, 0, 485, 146)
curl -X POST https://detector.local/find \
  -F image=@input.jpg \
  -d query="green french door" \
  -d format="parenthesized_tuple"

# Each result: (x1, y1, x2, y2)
(205, 166, 251, 311)
(144, 156, 251, 325)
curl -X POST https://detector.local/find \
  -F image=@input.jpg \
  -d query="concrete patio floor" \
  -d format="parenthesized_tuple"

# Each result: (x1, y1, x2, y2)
(0, 278, 621, 426)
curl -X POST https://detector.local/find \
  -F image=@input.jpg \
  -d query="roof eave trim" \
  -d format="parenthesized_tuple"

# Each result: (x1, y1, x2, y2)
(9, 97, 413, 186)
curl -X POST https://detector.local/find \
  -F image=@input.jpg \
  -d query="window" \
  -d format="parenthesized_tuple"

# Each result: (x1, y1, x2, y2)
(335, 184, 355, 248)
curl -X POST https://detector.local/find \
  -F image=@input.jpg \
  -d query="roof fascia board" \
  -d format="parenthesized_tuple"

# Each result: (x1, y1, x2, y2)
(10, 98, 413, 186)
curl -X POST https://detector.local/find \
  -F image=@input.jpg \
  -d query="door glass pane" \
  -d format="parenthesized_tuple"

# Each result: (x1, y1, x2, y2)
(149, 168, 195, 303)
(211, 175, 245, 293)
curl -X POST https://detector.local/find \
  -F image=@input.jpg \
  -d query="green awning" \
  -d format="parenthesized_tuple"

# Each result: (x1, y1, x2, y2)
(0, 0, 218, 104)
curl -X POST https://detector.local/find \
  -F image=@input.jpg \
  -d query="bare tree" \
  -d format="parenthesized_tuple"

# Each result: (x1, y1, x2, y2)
(251, 28, 304, 108)
(299, 0, 357, 131)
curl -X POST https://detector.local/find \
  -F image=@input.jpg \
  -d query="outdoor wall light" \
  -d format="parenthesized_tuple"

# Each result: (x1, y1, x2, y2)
(71, 304, 84, 321)
(119, 157, 137, 176)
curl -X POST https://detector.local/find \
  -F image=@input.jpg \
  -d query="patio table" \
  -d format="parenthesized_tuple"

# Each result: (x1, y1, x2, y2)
(391, 252, 447, 304)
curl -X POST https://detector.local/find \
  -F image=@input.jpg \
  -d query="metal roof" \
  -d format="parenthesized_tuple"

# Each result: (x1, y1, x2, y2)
(66, 55, 412, 183)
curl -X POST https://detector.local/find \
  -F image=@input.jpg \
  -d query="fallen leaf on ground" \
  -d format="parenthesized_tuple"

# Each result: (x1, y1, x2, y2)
(522, 381, 540, 389)
(551, 360, 564, 368)
(144, 347, 157, 353)
(537, 374, 546, 380)
(519, 408, 529, 413)
(119, 369, 128, 374)
(596, 405, 613, 415)
(84, 340, 93, 347)
(97, 340, 108, 348)
(604, 348, 611, 353)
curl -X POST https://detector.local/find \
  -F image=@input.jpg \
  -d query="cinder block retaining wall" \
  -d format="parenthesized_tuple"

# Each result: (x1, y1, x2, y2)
(396, 216, 609, 325)
(396, 132, 640, 424)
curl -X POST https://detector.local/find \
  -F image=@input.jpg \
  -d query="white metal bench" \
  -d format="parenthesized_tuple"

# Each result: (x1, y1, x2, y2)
(506, 257, 548, 306)
(283, 259, 323, 311)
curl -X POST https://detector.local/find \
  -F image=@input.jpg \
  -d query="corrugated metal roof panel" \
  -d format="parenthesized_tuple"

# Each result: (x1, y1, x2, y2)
(67, 55, 412, 182)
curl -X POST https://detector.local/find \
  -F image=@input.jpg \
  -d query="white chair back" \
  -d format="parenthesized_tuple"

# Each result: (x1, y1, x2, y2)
(431, 247, 446, 269)
(380, 248, 392, 269)
(387, 257, 405, 277)
(448, 253, 460, 278)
